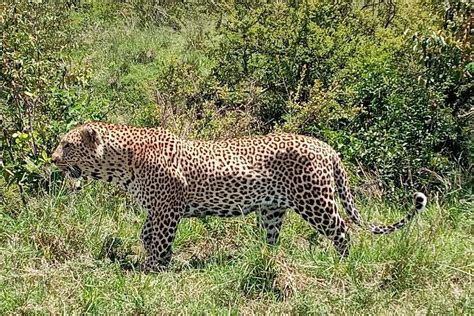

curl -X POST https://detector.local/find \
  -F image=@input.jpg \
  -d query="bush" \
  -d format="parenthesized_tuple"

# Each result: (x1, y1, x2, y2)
(0, 2, 94, 192)
(145, 60, 257, 139)
(210, 0, 472, 194)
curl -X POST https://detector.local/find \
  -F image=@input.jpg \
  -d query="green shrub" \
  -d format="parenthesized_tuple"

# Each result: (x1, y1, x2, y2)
(211, 0, 472, 194)
(145, 60, 257, 139)
(0, 2, 94, 192)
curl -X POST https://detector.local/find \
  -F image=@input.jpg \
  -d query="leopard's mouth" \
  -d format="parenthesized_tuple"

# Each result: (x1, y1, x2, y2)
(55, 163, 83, 179)
(68, 165, 83, 179)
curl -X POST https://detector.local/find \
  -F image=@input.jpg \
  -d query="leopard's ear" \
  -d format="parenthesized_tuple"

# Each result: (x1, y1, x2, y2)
(80, 126, 101, 146)
(80, 126, 104, 157)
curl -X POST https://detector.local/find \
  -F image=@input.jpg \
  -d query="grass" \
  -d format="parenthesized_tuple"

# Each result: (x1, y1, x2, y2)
(1, 5, 472, 314)
(0, 181, 472, 314)
(70, 7, 214, 129)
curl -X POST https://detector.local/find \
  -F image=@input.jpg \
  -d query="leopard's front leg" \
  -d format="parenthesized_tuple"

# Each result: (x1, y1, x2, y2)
(141, 205, 183, 272)
(133, 164, 187, 272)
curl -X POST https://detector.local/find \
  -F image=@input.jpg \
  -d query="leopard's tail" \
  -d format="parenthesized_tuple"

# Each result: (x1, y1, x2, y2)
(332, 155, 427, 234)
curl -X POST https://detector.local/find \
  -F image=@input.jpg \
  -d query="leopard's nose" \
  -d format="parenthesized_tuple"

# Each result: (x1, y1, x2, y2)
(51, 153, 60, 164)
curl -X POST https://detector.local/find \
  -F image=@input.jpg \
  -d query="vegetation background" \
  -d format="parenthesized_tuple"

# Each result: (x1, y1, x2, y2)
(1, 0, 472, 314)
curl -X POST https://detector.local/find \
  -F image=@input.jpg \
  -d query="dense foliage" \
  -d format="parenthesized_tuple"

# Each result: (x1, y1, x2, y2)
(1, 0, 472, 198)
(211, 1, 472, 193)
(0, 1, 101, 193)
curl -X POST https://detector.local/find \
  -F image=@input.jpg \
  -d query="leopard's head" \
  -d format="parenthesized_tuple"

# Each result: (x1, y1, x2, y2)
(52, 124, 104, 179)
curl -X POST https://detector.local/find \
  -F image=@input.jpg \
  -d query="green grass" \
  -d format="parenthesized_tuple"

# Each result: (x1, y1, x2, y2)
(0, 181, 472, 314)
(1, 6, 472, 314)
(70, 9, 214, 129)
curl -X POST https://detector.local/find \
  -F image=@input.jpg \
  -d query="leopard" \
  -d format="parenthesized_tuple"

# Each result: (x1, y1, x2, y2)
(52, 122, 427, 272)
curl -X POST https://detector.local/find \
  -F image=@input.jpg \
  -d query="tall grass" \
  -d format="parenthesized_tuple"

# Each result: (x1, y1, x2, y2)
(70, 6, 214, 129)
(1, 181, 472, 314)
(1, 3, 472, 314)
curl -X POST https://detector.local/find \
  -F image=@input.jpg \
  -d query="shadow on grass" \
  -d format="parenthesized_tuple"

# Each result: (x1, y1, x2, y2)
(98, 235, 141, 271)
(98, 235, 237, 272)
(239, 264, 283, 301)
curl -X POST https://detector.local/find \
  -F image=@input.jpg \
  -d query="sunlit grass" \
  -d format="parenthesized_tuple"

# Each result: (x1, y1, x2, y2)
(1, 181, 472, 314)
(1, 4, 471, 314)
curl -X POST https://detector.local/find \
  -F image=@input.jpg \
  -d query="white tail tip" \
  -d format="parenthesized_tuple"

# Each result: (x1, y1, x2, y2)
(414, 192, 427, 211)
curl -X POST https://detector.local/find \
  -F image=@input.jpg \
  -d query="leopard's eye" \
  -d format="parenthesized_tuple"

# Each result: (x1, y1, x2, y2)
(63, 142, 71, 150)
